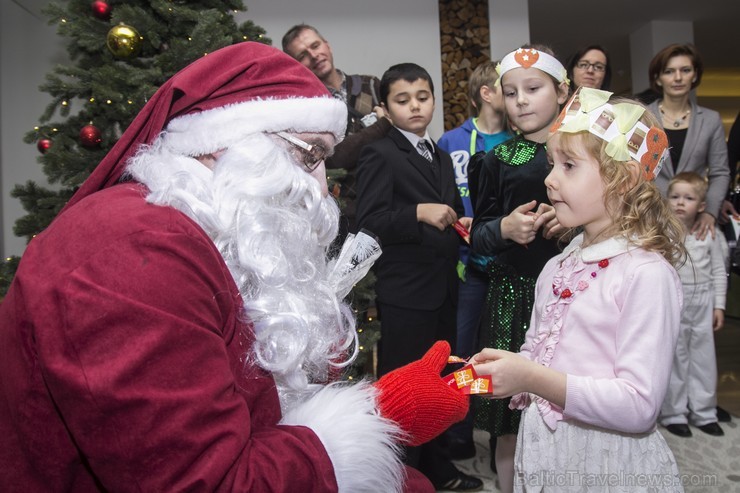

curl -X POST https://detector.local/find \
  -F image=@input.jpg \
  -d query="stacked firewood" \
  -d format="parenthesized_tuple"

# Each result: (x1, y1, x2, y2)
(438, 0, 491, 130)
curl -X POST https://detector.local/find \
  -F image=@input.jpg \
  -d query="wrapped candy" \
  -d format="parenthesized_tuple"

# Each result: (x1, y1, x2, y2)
(443, 357, 493, 396)
(327, 229, 382, 299)
(452, 220, 470, 244)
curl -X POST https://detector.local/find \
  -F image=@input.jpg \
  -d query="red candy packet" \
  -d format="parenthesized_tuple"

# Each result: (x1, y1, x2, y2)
(452, 220, 470, 244)
(442, 360, 493, 396)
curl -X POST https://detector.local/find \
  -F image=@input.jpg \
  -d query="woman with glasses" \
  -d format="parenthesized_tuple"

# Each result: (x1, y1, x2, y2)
(565, 45, 611, 90)
(647, 43, 729, 240)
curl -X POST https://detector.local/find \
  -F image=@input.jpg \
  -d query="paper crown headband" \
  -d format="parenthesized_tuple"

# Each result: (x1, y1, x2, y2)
(496, 48, 569, 84)
(550, 87, 669, 181)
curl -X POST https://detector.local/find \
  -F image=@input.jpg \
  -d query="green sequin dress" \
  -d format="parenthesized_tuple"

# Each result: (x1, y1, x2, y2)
(470, 136, 561, 437)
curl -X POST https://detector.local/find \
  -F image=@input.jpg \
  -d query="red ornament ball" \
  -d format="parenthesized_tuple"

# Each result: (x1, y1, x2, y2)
(79, 125, 102, 148)
(37, 138, 52, 154)
(91, 1, 111, 21)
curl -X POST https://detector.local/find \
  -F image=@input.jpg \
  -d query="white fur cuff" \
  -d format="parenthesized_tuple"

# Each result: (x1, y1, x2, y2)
(279, 381, 405, 493)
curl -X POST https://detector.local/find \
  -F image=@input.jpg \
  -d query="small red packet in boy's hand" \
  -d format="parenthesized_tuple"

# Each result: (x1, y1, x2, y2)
(443, 357, 493, 395)
(452, 220, 470, 244)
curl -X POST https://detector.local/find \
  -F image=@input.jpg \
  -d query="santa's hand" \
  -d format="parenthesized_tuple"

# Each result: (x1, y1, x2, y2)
(374, 341, 468, 446)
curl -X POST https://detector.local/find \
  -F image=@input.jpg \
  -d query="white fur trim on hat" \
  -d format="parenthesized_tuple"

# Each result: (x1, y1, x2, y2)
(162, 96, 347, 157)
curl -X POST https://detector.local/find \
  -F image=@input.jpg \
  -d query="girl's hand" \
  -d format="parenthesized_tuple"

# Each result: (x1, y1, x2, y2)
(471, 348, 535, 398)
(501, 200, 538, 245)
(472, 348, 568, 408)
(691, 211, 716, 241)
(533, 203, 563, 239)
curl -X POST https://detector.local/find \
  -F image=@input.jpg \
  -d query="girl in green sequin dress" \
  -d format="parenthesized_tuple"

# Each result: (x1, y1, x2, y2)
(470, 45, 568, 493)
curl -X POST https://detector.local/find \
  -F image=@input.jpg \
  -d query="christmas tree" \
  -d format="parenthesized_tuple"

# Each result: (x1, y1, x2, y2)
(0, 0, 269, 295)
(0, 0, 380, 379)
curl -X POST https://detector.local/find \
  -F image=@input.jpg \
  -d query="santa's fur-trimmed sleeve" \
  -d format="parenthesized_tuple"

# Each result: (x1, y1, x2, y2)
(279, 381, 405, 493)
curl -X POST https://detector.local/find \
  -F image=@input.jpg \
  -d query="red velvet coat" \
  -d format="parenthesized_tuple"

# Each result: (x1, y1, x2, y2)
(0, 183, 339, 491)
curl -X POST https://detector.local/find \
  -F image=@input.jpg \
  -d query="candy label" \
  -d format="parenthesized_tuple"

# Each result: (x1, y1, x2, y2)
(442, 358, 493, 395)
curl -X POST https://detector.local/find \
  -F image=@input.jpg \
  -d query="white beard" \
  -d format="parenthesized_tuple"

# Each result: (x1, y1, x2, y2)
(126, 133, 358, 412)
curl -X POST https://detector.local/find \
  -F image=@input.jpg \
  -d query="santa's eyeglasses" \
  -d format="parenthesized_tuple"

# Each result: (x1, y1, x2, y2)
(274, 131, 329, 172)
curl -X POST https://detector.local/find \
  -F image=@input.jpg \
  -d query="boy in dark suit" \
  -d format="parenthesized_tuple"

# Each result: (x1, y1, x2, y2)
(356, 63, 481, 492)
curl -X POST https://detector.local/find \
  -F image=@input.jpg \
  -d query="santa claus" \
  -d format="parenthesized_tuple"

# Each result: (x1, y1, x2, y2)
(0, 43, 468, 492)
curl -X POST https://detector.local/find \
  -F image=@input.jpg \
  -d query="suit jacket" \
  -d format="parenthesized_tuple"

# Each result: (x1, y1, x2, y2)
(649, 99, 730, 217)
(356, 127, 465, 310)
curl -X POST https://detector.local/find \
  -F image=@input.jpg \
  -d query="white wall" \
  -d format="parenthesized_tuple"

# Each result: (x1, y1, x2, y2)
(489, 0, 530, 60)
(629, 20, 694, 94)
(1, 1, 66, 257)
(241, 0, 445, 138)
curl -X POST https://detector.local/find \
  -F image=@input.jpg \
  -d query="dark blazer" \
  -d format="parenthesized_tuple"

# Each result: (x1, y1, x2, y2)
(356, 127, 464, 310)
(649, 99, 730, 217)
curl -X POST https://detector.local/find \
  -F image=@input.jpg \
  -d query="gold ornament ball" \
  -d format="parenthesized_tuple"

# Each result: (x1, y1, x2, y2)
(106, 24, 142, 59)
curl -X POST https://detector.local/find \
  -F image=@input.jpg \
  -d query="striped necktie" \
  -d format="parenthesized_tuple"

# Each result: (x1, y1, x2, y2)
(417, 140, 433, 162)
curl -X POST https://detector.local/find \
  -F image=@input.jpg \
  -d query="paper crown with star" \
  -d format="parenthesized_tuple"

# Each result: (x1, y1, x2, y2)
(495, 48, 569, 84)
(550, 86, 669, 181)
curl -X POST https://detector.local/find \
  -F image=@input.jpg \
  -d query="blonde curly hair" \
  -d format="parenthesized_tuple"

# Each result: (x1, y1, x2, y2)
(551, 98, 687, 267)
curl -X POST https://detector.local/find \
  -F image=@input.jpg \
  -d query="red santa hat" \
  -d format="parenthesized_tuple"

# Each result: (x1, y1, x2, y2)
(63, 42, 346, 211)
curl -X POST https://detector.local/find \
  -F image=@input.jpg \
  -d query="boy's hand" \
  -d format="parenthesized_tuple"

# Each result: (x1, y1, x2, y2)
(417, 204, 458, 231)
(501, 200, 538, 245)
(713, 309, 725, 331)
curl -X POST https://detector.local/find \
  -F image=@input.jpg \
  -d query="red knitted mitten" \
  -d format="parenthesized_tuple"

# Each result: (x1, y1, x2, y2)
(374, 341, 469, 446)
